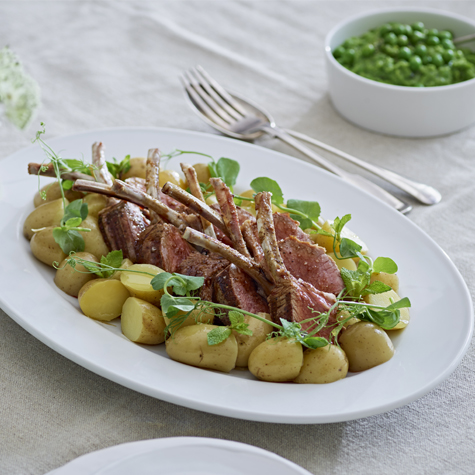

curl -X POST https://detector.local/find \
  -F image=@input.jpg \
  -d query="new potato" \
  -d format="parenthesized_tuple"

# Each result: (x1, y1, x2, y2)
(163, 304, 215, 329)
(294, 345, 349, 384)
(80, 216, 110, 260)
(121, 297, 166, 344)
(120, 264, 165, 306)
(121, 157, 146, 179)
(165, 324, 238, 372)
(234, 313, 274, 367)
(192, 163, 211, 184)
(339, 321, 395, 372)
(83, 193, 108, 218)
(30, 227, 67, 266)
(23, 198, 68, 240)
(33, 182, 83, 208)
(248, 337, 303, 382)
(78, 279, 130, 321)
(54, 252, 98, 296)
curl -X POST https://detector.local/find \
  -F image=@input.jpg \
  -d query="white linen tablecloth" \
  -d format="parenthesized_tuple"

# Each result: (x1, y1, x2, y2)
(1, 1, 474, 474)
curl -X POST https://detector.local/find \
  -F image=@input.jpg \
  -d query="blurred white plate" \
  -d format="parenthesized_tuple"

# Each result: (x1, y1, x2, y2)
(0, 127, 472, 423)
(46, 437, 312, 475)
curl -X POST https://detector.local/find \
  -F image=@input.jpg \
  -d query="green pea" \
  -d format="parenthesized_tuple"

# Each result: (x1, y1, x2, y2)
(411, 31, 426, 44)
(422, 55, 433, 65)
(415, 44, 427, 56)
(411, 22, 425, 32)
(380, 23, 393, 36)
(397, 34, 409, 46)
(385, 32, 398, 45)
(438, 30, 453, 40)
(441, 39, 455, 50)
(394, 24, 407, 35)
(456, 50, 465, 59)
(384, 44, 399, 57)
(333, 46, 346, 58)
(443, 49, 455, 62)
(362, 44, 375, 57)
(427, 35, 440, 46)
(432, 53, 444, 66)
(405, 25, 413, 35)
(410, 55, 422, 71)
(343, 49, 355, 62)
(428, 28, 439, 36)
(399, 46, 412, 60)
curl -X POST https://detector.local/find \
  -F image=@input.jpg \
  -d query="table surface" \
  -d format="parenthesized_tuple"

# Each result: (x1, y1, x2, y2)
(1, 1, 474, 474)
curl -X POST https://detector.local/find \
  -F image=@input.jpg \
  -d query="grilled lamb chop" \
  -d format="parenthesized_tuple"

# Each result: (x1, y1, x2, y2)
(183, 192, 337, 338)
(27, 162, 93, 182)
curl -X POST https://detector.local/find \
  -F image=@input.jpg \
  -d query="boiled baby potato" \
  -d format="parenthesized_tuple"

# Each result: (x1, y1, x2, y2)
(336, 310, 358, 328)
(80, 216, 110, 260)
(33, 182, 83, 208)
(370, 272, 399, 294)
(192, 163, 211, 184)
(248, 337, 303, 382)
(82, 193, 108, 218)
(30, 227, 67, 267)
(121, 157, 146, 179)
(120, 263, 165, 306)
(364, 289, 409, 330)
(234, 313, 273, 368)
(121, 297, 166, 344)
(78, 279, 130, 321)
(54, 252, 98, 297)
(339, 321, 395, 372)
(165, 324, 238, 372)
(23, 198, 68, 240)
(159, 169, 186, 189)
(163, 304, 214, 329)
(238, 189, 256, 216)
(311, 220, 368, 255)
(110, 258, 133, 281)
(294, 345, 348, 384)
(327, 252, 357, 271)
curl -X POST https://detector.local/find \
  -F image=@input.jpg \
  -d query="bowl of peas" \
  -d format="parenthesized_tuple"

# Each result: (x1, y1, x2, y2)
(324, 8, 475, 137)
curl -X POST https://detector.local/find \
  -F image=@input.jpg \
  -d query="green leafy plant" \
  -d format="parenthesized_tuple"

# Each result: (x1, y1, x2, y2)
(106, 155, 131, 179)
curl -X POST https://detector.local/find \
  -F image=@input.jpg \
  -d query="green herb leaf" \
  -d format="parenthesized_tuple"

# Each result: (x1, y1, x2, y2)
(386, 297, 411, 311)
(361, 281, 393, 295)
(360, 308, 400, 330)
(250, 177, 284, 205)
(287, 199, 321, 226)
(98, 250, 124, 278)
(373, 257, 398, 274)
(207, 327, 232, 345)
(340, 267, 371, 298)
(80, 259, 104, 277)
(52, 228, 85, 254)
(216, 157, 240, 188)
(151, 272, 204, 295)
(332, 214, 352, 238)
(160, 294, 196, 318)
(61, 199, 88, 226)
(302, 336, 329, 349)
(62, 179, 74, 190)
(106, 155, 131, 179)
(228, 310, 253, 336)
(338, 238, 362, 259)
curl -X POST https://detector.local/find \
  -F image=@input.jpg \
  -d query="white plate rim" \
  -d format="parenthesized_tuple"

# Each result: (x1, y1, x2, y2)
(0, 126, 472, 424)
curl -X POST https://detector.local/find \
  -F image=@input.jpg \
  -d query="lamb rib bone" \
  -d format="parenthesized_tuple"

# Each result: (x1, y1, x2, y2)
(182, 227, 273, 295)
(180, 162, 216, 239)
(92, 142, 113, 186)
(146, 149, 162, 223)
(209, 177, 250, 258)
(161, 181, 228, 236)
(73, 179, 188, 231)
(28, 163, 93, 182)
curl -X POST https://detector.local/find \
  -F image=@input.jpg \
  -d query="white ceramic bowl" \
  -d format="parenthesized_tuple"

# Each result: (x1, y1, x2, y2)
(324, 8, 475, 137)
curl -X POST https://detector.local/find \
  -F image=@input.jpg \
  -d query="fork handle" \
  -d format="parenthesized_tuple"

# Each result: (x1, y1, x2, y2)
(284, 129, 441, 205)
(260, 125, 412, 214)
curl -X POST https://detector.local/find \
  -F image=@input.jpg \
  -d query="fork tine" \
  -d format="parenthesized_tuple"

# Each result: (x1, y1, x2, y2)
(195, 65, 248, 116)
(180, 74, 230, 129)
(190, 67, 243, 121)
(185, 70, 236, 124)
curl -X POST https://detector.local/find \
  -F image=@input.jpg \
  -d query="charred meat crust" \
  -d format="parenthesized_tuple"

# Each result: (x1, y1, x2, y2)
(136, 223, 194, 272)
(278, 236, 345, 295)
(273, 212, 313, 243)
(213, 264, 269, 325)
(98, 201, 150, 262)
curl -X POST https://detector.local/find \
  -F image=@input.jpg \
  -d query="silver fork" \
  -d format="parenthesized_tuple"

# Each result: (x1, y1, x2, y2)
(182, 68, 442, 213)
(182, 67, 441, 208)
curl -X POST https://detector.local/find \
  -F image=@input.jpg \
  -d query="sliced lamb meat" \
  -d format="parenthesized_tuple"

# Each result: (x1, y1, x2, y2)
(136, 223, 194, 272)
(98, 201, 150, 262)
(273, 212, 313, 243)
(178, 251, 230, 302)
(278, 236, 345, 295)
(213, 264, 269, 325)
